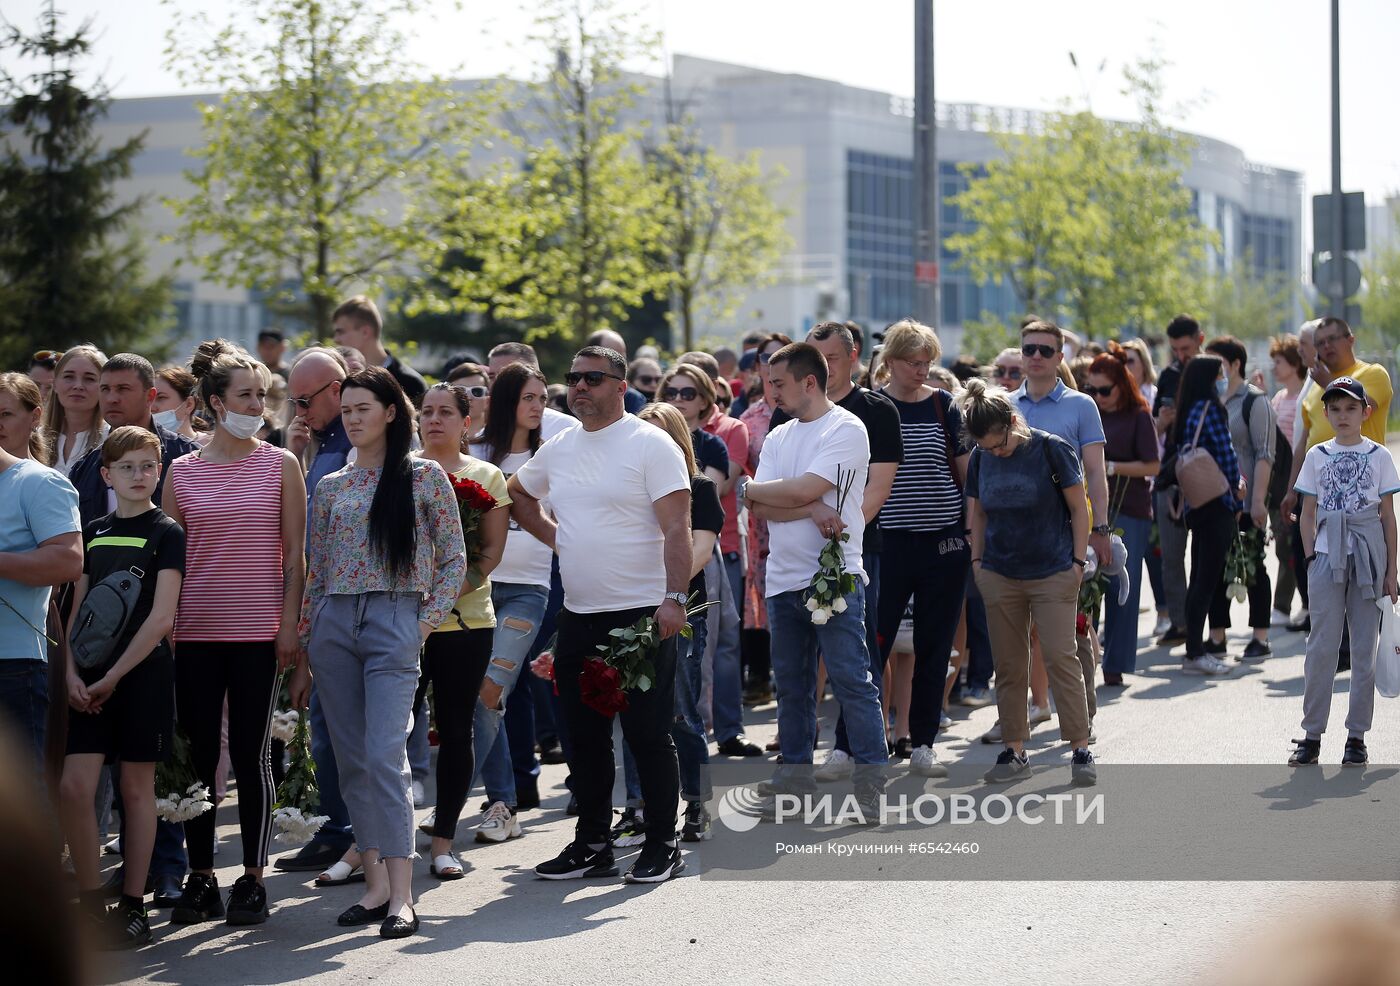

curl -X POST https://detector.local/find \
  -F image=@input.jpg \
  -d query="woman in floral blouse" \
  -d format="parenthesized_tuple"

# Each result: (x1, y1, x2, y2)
(300, 367, 465, 940)
(739, 332, 791, 705)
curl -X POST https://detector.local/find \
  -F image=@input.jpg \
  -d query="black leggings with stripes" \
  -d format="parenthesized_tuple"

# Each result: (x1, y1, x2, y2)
(175, 641, 279, 871)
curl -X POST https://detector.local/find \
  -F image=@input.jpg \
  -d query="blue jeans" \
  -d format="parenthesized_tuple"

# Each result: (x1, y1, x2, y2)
(625, 614, 712, 804)
(472, 582, 549, 806)
(0, 659, 48, 775)
(833, 546, 882, 754)
(770, 586, 887, 790)
(1102, 515, 1151, 674)
(307, 686, 354, 851)
(963, 571, 994, 690)
(407, 693, 430, 785)
(708, 552, 745, 743)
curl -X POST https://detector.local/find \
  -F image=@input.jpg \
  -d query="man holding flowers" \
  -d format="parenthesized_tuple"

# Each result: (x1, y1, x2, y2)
(508, 346, 693, 884)
(740, 343, 887, 810)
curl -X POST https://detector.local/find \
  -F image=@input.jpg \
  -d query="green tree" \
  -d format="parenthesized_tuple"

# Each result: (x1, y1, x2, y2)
(426, 0, 668, 346)
(163, 0, 493, 336)
(959, 311, 1020, 364)
(1189, 250, 1298, 341)
(0, 8, 172, 368)
(947, 57, 1215, 340)
(644, 112, 791, 351)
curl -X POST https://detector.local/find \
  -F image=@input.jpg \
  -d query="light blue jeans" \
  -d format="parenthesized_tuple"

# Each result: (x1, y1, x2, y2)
(769, 586, 887, 792)
(471, 582, 550, 807)
(307, 592, 421, 859)
(1102, 514, 1151, 674)
(707, 552, 746, 743)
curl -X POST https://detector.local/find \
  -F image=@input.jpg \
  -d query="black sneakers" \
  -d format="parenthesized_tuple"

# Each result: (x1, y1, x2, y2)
(983, 748, 1031, 783)
(1204, 637, 1228, 656)
(716, 735, 763, 757)
(610, 807, 647, 848)
(1156, 625, 1187, 647)
(624, 841, 685, 883)
(535, 840, 619, 880)
(681, 802, 712, 842)
(1241, 639, 1272, 660)
(100, 902, 151, 950)
(1343, 737, 1368, 766)
(225, 874, 268, 925)
(1070, 748, 1097, 787)
(170, 872, 224, 924)
(1288, 738, 1321, 766)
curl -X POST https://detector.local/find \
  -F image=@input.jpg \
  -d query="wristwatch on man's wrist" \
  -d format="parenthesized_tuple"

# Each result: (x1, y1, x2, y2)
(1092, 524, 1111, 536)
(664, 591, 688, 607)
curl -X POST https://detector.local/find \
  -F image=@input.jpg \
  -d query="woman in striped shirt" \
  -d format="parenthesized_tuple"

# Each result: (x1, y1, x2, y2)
(872, 319, 969, 779)
(161, 339, 308, 926)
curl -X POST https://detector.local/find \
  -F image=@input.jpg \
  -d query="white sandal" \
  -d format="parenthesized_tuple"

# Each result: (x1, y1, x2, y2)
(316, 858, 364, 886)
(430, 852, 465, 880)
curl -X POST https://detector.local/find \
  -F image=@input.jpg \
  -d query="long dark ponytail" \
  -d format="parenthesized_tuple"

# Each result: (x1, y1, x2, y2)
(479, 362, 546, 466)
(1172, 353, 1226, 448)
(343, 367, 416, 579)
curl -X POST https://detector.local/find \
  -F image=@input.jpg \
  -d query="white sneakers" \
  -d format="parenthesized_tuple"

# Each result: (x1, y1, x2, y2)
(1182, 655, 1232, 676)
(1152, 614, 1173, 637)
(1028, 703, 1052, 725)
(474, 801, 523, 843)
(813, 748, 854, 782)
(909, 745, 948, 778)
(411, 780, 427, 808)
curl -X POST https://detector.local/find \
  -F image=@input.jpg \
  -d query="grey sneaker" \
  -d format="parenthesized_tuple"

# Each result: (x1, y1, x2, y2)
(909, 745, 948, 778)
(983, 748, 1031, 783)
(980, 720, 1003, 745)
(958, 686, 995, 708)
(1070, 747, 1097, 787)
(813, 747, 854, 782)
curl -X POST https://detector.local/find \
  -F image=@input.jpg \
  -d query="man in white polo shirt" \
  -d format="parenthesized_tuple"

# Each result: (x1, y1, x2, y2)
(509, 345, 692, 884)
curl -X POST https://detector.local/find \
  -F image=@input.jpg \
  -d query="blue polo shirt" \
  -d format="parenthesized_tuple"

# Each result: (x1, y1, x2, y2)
(1013, 379, 1106, 453)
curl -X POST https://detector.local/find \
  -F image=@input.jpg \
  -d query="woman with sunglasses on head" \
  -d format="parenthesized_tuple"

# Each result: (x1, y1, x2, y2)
(1083, 344, 1159, 686)
(412, 382, 509, 879)
(467, 362, 575, 840)
(161, 340, 309, 928)
(153, 366, 207, 445)
(871, 319, 970, 777)
(301, 367, 464, 938)
(738, 332, 792, 706)
(660, 364, 729, 487)
(43, 345, 109, 475)
(446, 362, 491, 440)
(961, 379, 1096, 786)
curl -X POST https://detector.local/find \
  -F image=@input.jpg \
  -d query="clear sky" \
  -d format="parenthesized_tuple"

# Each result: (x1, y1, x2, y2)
(5, 0, 1398, 210)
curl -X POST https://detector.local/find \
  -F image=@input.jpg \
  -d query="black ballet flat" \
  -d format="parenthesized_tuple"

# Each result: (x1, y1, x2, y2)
(379, 906, 419, 939)
(337, 901, 390, 927)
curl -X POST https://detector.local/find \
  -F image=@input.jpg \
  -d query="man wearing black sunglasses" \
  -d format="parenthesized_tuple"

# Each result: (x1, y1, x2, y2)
(508, 346, 694, 884)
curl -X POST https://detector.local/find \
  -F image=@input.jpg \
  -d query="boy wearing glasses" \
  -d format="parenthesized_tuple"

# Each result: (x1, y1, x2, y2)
(60, 426, 186, 948)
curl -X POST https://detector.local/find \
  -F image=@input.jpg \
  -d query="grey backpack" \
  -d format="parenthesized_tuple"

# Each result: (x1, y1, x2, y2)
(69, 528, 165, 671)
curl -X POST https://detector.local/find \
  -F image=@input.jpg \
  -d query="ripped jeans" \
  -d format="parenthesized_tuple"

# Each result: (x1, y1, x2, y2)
(471, 581, 550, 807)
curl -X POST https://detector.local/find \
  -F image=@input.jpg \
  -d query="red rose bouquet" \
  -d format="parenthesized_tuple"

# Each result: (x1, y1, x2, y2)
(450, 474, 497, 599)
(578, 594, 716, 716)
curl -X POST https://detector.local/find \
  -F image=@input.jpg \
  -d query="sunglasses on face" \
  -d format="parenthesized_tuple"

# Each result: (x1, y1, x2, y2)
(1022, 344, 1057, 359)
(564, 370, 625, 388)
(664, 387, 699, 402)
(758, 351, 775, 364)
(992, 366, 1022, 380)
(1083, 385, 1115, 397)
(463, 386, 488, 399)
(636, 375, 660, 386)
(287, 379, 335, 410)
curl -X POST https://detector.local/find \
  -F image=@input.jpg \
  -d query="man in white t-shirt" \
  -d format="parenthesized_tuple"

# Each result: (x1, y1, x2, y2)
(740, 343, 888, 809)
(509, 345, 692, 884)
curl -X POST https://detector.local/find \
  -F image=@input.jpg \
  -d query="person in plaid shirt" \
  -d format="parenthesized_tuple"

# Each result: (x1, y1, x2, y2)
(1173, 353, 1242, 676)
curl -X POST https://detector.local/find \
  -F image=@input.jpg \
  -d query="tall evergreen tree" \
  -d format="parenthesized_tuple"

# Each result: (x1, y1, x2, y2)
(0, 5, 172, 369)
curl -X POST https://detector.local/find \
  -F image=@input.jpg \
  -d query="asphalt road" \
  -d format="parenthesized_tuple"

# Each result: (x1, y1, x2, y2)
(104, 557, 1400, 986)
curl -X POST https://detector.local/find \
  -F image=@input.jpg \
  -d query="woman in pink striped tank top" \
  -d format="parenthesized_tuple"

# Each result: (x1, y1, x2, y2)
(160, 340, 308, 927)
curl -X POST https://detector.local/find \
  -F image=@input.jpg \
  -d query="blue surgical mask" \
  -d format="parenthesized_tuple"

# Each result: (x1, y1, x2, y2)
(1215, 378, 1228, 399)
(153, 409, 180, 431)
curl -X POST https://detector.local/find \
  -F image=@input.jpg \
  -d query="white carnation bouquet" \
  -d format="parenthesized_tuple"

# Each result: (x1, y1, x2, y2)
(154, 727, 214, 823)
(804, 465, 859, 625)
(269, 708, 299, 744)
(273, 708, 327, 844)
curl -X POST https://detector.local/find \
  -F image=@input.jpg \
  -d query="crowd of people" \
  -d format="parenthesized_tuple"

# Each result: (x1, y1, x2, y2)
(1, 297, 1395, 950)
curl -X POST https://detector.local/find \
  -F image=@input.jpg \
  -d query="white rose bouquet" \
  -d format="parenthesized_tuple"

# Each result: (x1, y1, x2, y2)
(804, 465, 859, 625)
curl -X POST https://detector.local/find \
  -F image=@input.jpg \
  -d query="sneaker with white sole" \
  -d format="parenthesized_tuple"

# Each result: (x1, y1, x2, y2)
(411, 780, 427, 808)
(610, 807, 647, 848)
(909, 745, 948, 778)
(1181, 655, 1232, 676)
(475, 801, 523, 843)
(813, 747, 854, 782)
(980, 720, 1003, 744)
(1152, 615, 1172, 637)
(1028, 703, 1052, 725)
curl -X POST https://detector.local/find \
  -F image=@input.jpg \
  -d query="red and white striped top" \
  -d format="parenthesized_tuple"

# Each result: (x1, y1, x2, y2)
(170, 442, 286, 642)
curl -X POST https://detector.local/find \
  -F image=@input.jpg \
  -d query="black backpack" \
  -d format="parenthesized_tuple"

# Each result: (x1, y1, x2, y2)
(69, 527, 166, 671)
(1242, 390, 1293, 510)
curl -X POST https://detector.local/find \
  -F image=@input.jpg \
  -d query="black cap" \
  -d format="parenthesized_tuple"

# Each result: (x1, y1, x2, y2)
(1321, 375, 1368, 405)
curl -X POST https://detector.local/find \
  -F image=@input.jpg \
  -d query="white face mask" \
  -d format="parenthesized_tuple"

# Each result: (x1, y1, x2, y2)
(152, 409, 181, 431)
(216, 402, 265, 440)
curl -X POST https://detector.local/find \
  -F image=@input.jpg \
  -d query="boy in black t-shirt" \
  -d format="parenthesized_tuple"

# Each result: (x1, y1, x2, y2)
(59, 426, 186, 950)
